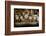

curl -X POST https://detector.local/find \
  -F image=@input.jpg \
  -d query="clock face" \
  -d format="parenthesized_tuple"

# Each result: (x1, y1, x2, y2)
(14, 9, 39, 27)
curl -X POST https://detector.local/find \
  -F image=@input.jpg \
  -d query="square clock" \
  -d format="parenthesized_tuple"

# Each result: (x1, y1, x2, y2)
(5, 1, 45, 35)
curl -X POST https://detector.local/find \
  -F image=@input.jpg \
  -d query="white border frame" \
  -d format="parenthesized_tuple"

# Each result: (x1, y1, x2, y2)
(11, 5, 42, 32)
